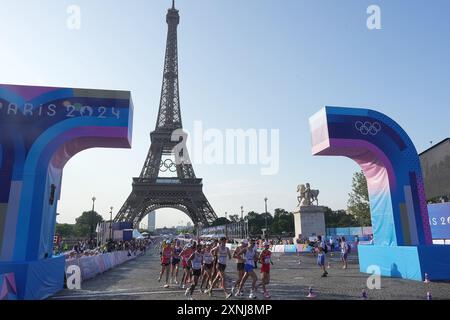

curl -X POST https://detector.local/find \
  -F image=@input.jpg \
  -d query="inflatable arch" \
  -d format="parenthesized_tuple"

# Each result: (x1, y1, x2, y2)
(0, 84, 133, 299)
(309, 106, 450, 281)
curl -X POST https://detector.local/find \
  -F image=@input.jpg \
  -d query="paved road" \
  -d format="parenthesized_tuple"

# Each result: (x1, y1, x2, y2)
(50, 248, 450, 300)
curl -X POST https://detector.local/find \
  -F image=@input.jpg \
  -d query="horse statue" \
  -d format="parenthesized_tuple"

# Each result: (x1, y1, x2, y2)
(297, 184, 308, 206)
(297, 183, 320, 206)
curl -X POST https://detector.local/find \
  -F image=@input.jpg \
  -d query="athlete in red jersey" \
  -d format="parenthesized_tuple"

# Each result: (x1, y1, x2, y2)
(158, 240, 174, 288)
(179, 243, 194, 289)
(256, 241, 273, 298)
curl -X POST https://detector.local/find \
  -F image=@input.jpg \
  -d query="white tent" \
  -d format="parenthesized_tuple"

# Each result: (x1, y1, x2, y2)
(133, 229, 145, 239)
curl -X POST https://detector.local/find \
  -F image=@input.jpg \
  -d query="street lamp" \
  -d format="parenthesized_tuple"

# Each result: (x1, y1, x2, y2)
(240, 206, 245, 238)
(264, 197, 268, 229)
(109, 206, 113, 241)
(264, 197, 269, 239)
(90, 196, 96, 242)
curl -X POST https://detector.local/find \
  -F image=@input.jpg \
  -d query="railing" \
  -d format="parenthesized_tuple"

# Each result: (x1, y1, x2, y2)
(133, 177, 202, 185)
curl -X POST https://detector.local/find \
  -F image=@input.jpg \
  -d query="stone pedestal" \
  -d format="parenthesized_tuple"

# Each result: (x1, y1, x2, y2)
(293, 205, 326, 241)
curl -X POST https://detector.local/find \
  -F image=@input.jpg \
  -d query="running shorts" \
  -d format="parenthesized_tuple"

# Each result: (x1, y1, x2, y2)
(244, 264, 254, 273)
(237, 263, 245, 271)
(317, 254, 325, 266)
(192, 269, 201, 277)
(261, 264, 270, 273)
(217, 263, 226, 272)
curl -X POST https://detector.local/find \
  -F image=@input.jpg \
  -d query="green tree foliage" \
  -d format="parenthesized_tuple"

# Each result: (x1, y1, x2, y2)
(177, 228, 192, 235)
(211, 217, 230, 226)
(246, 211, 261, 235)
(271, 208, 294, 234)
(237, 208, 296, 236)
(211, 205, 368, 237)
(228, 214, 240, 223)
(347, 171, 372, 226)
(55, 223, 76, 238)
(75, 211, 104, 238)
(245, 211, 275, 235)
(324, 207, 359, 228)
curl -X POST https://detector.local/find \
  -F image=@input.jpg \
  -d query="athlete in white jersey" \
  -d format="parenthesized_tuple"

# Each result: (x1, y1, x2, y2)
(231, 239, 248, 296)
(207, 237, 232, 299)
(200, 242, 214, 292)
(185, 243, 203, 300)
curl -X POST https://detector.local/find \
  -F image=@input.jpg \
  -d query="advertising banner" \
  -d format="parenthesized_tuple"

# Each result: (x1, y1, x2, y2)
(284, 245, 297, 253)
(64, 251, 136, 283)
(296, 244, 313, 252)
(0, 273, 17, 300)
(428, 203, 450, 239)
(273, 245, 285, 253)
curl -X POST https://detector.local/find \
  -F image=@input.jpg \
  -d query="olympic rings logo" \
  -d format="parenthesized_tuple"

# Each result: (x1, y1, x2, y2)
(160, 159, 177, 173)
(355, 121, 381, 136)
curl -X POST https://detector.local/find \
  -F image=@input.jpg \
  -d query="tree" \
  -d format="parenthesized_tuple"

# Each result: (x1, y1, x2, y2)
(55, 223, 76, 238)
(324, 207, 359, 228)
(228, 214, 240, 223)
(271, 208, 294, 235)
(246, 211, 263, 235)
(260, 212, 274, 232)
(347, 171, 371, 226)
(211, 217, 230, 226)
(178, 228, 192, 234)
(75, 211, 104, 238)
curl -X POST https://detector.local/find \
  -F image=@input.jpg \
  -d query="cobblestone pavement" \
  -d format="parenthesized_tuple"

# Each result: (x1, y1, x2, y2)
(50, 248, 450, 300)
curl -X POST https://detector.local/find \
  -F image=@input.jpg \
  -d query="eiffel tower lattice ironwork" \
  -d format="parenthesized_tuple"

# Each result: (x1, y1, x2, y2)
(114, 2, 217, 227)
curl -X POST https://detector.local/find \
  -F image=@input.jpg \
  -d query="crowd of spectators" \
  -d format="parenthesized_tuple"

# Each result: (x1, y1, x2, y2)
(61, 238, 152, 260)
(270, 238, 295, 245)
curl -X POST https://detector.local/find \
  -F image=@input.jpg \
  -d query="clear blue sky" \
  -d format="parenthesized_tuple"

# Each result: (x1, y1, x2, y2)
(1, 0, 449, 228)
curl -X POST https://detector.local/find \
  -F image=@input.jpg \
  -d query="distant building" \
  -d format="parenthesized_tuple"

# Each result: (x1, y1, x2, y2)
(420, 138, 450, 201)
(154, 227, 177, 235)
(148, 211, 156, 232)
(176, 223, 194, 232)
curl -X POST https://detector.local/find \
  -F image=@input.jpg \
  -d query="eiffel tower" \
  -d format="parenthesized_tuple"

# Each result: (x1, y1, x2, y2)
(114, 1, 217, 227)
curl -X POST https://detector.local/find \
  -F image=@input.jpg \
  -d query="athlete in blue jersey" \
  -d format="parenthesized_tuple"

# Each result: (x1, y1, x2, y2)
(171, 239, 183, 284)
